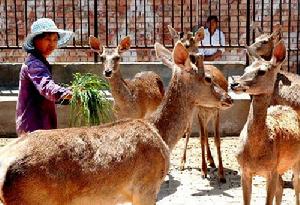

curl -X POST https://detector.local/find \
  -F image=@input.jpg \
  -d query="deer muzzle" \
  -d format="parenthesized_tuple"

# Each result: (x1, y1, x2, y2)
(103, 69, 113, 78)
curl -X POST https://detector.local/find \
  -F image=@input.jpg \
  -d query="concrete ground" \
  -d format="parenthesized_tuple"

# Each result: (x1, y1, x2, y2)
(0, 137, 295, 204)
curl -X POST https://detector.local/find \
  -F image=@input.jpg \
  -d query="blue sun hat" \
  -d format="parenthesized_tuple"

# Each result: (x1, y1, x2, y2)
(23, 18, 74, 51)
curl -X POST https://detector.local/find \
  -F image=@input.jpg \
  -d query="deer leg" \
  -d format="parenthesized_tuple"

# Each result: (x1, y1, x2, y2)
(213, 112, 226, 183)
(205, 130, 216, 168)
(292, 161, 300, 205)
(275, 175, 283, 205)
(180, 125, 192, 171)
(132, 189, 157, 205)
(241, 171, 252, 205)
(198, 115, 208, 178)
(266, 172, 279, 205)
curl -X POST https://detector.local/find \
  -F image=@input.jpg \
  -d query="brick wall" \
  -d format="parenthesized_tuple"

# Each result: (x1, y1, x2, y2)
(0, 0, 298, 72)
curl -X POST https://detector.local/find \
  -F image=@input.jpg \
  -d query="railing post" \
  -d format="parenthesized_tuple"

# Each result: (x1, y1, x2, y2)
(246, 0, 251, 65)
(94, 0, 98, 63)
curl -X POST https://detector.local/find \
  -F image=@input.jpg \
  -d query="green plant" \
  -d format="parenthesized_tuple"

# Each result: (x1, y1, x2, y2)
(68, 73, 113, 127)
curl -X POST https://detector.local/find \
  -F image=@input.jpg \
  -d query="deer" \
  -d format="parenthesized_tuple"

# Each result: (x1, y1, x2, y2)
(0, 42, 232, 205)
(164, 25, 231, 183)
(249, 24, 300, 115)
(89, 36, 164, 119)
(231, 40, 300, 205)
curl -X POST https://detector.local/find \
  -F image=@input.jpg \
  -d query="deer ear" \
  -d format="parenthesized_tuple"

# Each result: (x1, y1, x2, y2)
(154, 42, 173, 69)
(270, 24, 282, 42)
(89, 36, 103, 53)
(155, 42, 172, 59)
(251, 22, 263, 35)
(245, 45, 262, 61)
(118, 36, 131, 53)
(271, 40, 286, 65)
(272, 24, 282, 35)
(173, 42, 189, 66)
(194, 26, 205, 42)
(167, 25, 180, 40)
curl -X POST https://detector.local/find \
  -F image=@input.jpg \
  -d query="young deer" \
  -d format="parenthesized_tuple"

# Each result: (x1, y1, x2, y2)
(0, 42, 232, 205)
(231, 40, 300, 205)
(166, 25, 231, 182)
(89, 36, 164, 119)
(249, 24, 300, 115)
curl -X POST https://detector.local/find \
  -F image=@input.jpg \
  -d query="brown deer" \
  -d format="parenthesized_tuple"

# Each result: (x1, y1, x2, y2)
(0, 42, 232, 205)
(231, 40, 300, 205)
(249, 24, 300, 115)
(166, 25, 231, 183)
(89, 36, 164, 119)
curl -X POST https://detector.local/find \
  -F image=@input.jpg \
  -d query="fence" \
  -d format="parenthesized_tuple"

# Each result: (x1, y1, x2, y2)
(0, 0, 299, 73)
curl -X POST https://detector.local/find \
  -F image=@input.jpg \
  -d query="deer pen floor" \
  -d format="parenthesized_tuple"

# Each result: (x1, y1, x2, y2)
(0, 137, 295, 205)
(157, 137, 294, 205)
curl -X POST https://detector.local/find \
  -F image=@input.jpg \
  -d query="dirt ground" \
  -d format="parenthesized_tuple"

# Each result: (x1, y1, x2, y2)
(157, 136, 295, 205)
(0, 137, 296, 205)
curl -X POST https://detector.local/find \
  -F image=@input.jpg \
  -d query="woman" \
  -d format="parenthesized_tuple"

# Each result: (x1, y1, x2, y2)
(16, 18, 73, 136)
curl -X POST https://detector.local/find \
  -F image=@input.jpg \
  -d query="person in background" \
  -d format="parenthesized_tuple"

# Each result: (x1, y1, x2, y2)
(16, 18, 73, 136)
(194, 15, 226, 61)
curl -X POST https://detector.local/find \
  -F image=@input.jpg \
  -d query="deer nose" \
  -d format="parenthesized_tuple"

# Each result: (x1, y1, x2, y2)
(104, 69, 113, 78)
(230, 82, 239, 90)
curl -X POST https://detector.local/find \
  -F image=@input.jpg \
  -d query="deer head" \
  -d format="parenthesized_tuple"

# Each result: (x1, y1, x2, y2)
(168, 25, 205, 54)
(231, 40, 286, 95)
(155, 42, 232, 110)
(248, 24, 282, 61)
(167, 25, 206, 70)
(89, 36, 131, 78)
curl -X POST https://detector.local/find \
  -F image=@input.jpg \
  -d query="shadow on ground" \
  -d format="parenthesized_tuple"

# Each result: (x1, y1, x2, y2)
(157, 174, 181, 201)
(190, 167, 241, 198)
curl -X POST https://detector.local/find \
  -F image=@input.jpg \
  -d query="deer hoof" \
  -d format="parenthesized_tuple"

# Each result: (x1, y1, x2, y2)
(179, 163, 185, 171)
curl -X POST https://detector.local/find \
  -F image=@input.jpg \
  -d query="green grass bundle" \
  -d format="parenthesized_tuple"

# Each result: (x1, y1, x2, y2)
(68, 73, 113, 126)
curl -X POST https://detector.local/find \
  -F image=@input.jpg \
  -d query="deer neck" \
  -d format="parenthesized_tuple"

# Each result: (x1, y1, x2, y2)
(108, 69, 132, 105)
(148, 70, 196, 150)
(246, 94, 272, 138)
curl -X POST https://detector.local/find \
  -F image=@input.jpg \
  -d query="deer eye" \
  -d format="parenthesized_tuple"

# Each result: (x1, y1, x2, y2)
(204, 76, 212, 83)
(99, 55, 106, 62)
(113, 56, 120, 61)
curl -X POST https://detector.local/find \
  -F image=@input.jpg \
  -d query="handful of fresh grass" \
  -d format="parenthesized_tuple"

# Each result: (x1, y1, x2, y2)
(68, 73, 113, 126)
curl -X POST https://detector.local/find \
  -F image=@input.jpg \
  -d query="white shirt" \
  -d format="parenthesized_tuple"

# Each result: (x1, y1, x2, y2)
(198, 28, 225, 56)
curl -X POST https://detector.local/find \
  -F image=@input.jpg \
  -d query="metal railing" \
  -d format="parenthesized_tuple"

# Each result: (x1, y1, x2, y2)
(0, 0, 299, 72)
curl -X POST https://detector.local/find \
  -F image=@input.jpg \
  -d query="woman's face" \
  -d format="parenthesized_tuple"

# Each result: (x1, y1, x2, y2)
(33, 32, 58, 57)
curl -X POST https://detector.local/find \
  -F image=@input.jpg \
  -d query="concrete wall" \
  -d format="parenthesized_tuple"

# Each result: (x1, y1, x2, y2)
(0, 62, 249, 137)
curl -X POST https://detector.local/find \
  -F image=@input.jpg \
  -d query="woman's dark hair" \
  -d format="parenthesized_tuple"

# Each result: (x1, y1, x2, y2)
(207, 15, 218, 23)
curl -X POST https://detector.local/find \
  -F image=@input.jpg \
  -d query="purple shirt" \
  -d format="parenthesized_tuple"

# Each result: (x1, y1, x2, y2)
(16, 54, 71, 135)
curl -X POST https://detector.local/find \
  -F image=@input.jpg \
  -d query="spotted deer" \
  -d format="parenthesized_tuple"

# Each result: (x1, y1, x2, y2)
(248, 24, 300, 115)
(231, 40, 300, 205)
(89, 36, 164, 119)
(165, 25, 232, 182)
(0, 42, 232, 205)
